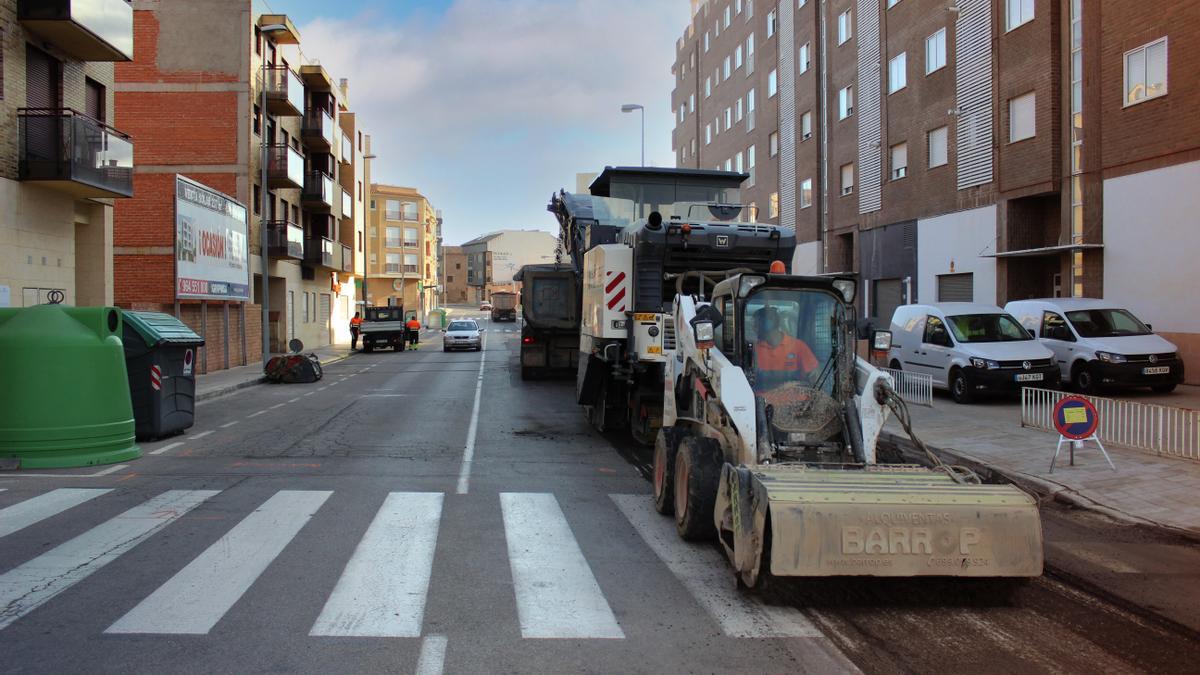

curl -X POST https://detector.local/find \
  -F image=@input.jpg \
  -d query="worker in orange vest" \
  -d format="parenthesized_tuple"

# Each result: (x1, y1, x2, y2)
(752, 306, 818, 392)
(349, 312, 363, 350)
(405, 315, 421, 350)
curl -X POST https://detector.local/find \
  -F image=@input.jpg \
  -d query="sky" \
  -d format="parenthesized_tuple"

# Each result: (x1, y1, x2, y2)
(273, 0, 691, 245)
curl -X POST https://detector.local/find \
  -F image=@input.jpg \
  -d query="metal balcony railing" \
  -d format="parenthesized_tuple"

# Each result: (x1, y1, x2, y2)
(385, 238, 402, 249)
(18, 108, 133, 198)
(18, 0, 133, 61)
(385, 263, 401, 274)
(305, 236, 334, 268)
(266, 221, 304, 259)
(262, 66, 304, 116)
(302, 108, 335, 149)
(266, 144, 304, 189)
(302, 170, 333, 210)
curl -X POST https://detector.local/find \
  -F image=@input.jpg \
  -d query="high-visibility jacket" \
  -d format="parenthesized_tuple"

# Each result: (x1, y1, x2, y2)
(350, 317, 362, 328)
(406, 319, 420, 330)
(754, 334, 818, 376)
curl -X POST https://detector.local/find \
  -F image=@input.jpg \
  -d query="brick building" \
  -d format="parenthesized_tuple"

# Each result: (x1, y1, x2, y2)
(113, 2, 369, 371)
(364, 184, 441, 317)
(671, 0, 1200, 382)
(1, 0, 133, 309)
(440, 245, 469, 305)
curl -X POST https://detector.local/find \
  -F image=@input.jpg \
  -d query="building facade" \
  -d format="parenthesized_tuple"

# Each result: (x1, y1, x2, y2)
(365, 184, 440, 316)
(112, 2, 368, 371)
(672, 0, 1199, 382)
(440, 245, 469, 304)
(1, 0, 134, 310)
(460, 230, 558, 302)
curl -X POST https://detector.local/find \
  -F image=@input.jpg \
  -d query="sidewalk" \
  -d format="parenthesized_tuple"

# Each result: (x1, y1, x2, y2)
(195, 343, 356, 401)
(885, 397, 1200, 539)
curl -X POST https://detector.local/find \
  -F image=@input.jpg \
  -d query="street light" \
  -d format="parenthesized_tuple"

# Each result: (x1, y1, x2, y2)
(620, 103, 644, 167)
(259, 23, 288, 364)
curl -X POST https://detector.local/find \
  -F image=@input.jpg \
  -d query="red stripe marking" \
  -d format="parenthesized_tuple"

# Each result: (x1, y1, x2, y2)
(605, 272, 625, 294)
(607, 287, 626, 310)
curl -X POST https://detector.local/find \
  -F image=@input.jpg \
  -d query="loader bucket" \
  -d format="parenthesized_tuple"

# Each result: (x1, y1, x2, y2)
(730, 465, 1043, 578)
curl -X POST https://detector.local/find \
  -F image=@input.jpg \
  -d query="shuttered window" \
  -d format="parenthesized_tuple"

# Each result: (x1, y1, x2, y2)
(937, 273, 974, 302)
(85, 78, 105, 122)
(873, 279, 903, 321)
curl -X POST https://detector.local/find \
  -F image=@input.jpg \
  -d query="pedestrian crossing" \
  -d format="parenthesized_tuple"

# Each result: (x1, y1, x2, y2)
(0, 487, 815, 641)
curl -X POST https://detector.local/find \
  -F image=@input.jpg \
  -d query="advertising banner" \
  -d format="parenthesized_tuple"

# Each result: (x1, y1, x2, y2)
(175, 175, 250, 301)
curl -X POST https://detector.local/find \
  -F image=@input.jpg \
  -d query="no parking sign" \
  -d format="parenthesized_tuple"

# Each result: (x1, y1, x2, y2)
(1049, 395, 1115, 473)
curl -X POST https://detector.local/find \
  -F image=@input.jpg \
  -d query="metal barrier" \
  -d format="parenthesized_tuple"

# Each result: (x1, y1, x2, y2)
(1021, 387, 1200, 461)
(879, 367, 934, 407)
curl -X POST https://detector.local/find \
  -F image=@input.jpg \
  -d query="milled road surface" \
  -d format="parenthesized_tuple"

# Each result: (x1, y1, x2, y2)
(1, 310, 1198, 674)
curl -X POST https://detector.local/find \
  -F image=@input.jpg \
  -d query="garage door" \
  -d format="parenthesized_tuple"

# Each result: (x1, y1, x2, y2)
(873, 278, 903, 322)
(937, 273, 974, 302)
(319, 293, 331, 345)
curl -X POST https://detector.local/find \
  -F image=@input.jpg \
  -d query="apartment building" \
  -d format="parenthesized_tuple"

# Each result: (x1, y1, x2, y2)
(112, 2, 368, 371)
(1, 0, 134, 309)
(672, 0, 1199, 381)
(365, 184, 440, 316)
(460, 230, 558, 302)
(440, 245, 469, 304)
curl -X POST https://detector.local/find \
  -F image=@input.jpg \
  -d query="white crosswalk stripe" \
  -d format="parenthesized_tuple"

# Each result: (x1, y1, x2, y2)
(0, 488, 113, 539)
(501, 492, 624, 639)
(611, 494, 822, 638)
(0, 490, 218, 631)
(310, 492, 443, 637)
(107, 490, 332, 635)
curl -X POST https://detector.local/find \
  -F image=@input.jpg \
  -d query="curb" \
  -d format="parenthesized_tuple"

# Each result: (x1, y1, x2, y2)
(880, 431, 1200, 544)
(195, 351, 355, 402)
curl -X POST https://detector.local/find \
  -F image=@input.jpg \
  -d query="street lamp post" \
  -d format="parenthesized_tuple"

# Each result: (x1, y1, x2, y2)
(259, 23, 288, 364)
(621, 103, 644, 167)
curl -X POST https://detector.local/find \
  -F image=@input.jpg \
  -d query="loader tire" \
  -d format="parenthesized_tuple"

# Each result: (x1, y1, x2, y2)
(674, 436, 721, 540)
(653, 427, 682, 515)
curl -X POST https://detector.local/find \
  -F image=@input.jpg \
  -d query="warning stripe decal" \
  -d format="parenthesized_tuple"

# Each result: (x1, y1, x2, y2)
(607, 287, 626, 310)
(150, 365, 162, 391)
(605, 272, 625, 294)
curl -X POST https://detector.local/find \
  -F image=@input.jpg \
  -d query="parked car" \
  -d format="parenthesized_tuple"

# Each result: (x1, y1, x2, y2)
(443, 319, 482, 352)
(479, 301, 493, 312)
(888, 303, 1059, 403)
(1005, 298, 1184, 394)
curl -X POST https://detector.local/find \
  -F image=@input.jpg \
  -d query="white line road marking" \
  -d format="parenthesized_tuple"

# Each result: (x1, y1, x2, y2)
(303, 392, 315, 397)
(610, 494, 821, 638)
(0, 489, 113, 539)
(248, 410, 269, 418)
(220, 421, 239, 429)
(107, 490, 332, 635)
(188, 430, 214, 440)
(269, 403, 285, 409)
(310, 493, 443, 637)
(361, 394, 414, 398)
(455, 333, 487, 495)
(317, 386, 328, 391)
(415, 634, 448, 675)
(500, 493, 624, 639)
(149, 441, 184, 456)
(0, 490, 217, 631)
(288, 398, 300, 403)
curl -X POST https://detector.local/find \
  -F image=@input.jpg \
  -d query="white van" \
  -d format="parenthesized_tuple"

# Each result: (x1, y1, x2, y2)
(1004, 298, 1184, 394)
(887, 303, 1059, 403)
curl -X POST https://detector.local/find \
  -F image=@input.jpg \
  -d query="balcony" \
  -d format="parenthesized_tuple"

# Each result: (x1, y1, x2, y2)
(302, 171, 334, 211)
(18, 108, 133, 198)
(305, 236, 334, 269)
(299, 63, 333, 91)
(266, 144, 304, 189)
(262, 66, 304, 117)
(266, 221, 304, 260)
(341, 187, 353, 219)
(302, 108, 335, 151)
(19, 0, 133, 61)
(257, 14, 300, 45)
(338, 242, 353, 273)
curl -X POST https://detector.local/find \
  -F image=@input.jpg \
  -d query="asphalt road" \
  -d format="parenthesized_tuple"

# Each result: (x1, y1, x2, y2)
(2, 310, 1198, 674)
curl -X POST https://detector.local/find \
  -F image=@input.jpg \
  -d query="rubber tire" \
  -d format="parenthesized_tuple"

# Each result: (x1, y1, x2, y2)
(889, 359, 901, 370)
(652, 428, 681, 515)
(950, 368, 975, 404)
(673, 436, 721, 540)
(1073, 361, 1100, 395)
(1152, 383, 1178, 394)
(364, 344, 374, 353)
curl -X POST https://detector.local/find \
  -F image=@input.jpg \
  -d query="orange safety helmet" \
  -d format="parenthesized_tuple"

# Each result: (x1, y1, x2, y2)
(769, 260, 787, 274)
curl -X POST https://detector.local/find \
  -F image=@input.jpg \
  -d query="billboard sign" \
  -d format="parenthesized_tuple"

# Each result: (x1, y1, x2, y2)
(175, 175, 250, 301)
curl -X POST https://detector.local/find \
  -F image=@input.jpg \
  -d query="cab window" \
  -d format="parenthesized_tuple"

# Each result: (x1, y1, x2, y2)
(923, 316, 953, 347)
(719, 297, 736, 354)
(1041, 312, 1073, 341)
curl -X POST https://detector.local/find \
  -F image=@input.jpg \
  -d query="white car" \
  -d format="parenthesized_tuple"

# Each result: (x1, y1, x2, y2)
(1005, 298, 1183, 394)
(443, 319, 482, 352)
(888, 303, 1059, 403)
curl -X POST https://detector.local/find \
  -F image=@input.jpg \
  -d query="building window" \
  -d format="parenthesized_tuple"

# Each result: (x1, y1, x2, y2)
(402, 202, 418, 220)
(747, 88, 756, 130)
(705, 77, 712, 98)
(890, 142, 908, 180)
(706, 123, 712, 145)
(767, 9, 777, 37)
(841, 163, 854, 196)
(404, 253, 419, 273)
(253, 185, 261, 216)
(887, 0, 901, 7)
(253, 105, 261, 136)
(704, 31, 710, 52)
(735, 151, 743, 173)
(747, 144, 755, 169)
(404, 227, 419, 247)
(799, 43, 810, 74)
(927, 126, 949, 167)
(838, 85, 854, 119)
(385, 199, 402, 220)
(769, 131, 779, 157)
(1006, 0, 1034, 31)
(724, 106, 732, 130)
(769, 192, 780, 218)
(386, 253, 401, 274)
(735, 97, 743, 122)
(746, 33, 754, 64)
(735, 44, 743, 69)
(800, 111, 812, 140)
(725, 4, 732, 27)
(723, 55, 731, 80)
(768, 69, 777, 97)
(1008, 91, 1036, 143)
(386, 227, 402, 248)
(838, 10, 852, 45)
(1124, 38, 1168, 106)
(926, 28, 947, 74)
(688, 93, 695, 112)
(888, 53, 907, 93)
(724, 158, 732, 171)
(800, 178, 813, 208)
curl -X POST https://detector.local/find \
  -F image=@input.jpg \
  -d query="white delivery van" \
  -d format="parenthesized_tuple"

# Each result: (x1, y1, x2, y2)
(888, 303, 1059, 403)
(1005, 298, 1184, 394)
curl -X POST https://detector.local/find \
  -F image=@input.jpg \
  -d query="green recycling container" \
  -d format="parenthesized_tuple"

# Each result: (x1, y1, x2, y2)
(0, 305, 141, 469)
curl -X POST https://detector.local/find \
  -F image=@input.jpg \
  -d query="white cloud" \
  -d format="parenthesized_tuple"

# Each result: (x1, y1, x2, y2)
(293, 0, 689, 244)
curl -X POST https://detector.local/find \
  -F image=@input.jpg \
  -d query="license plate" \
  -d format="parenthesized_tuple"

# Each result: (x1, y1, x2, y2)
(1144, 366, 1170, 375)
(1015, 373, 1043, 382)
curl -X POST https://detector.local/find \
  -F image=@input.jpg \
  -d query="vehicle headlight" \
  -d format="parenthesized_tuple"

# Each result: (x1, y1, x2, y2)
(970, 358, 1000, 369)
(1096, 351, 1126, 364)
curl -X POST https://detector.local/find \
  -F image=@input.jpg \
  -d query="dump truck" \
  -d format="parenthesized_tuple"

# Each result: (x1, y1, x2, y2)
(358, 305, 407, 352)
(514, 263, 579, 380)
(491, 291, 518, 322)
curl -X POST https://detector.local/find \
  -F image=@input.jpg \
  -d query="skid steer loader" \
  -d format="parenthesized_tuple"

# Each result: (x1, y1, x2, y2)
(653, 268, 1044, 587)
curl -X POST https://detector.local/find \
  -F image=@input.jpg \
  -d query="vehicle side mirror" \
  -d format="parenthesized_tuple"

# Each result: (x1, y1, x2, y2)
(690, 304, 724, 350)
(1145, 323, 1153, 331)
(871, 330, 893, 351)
